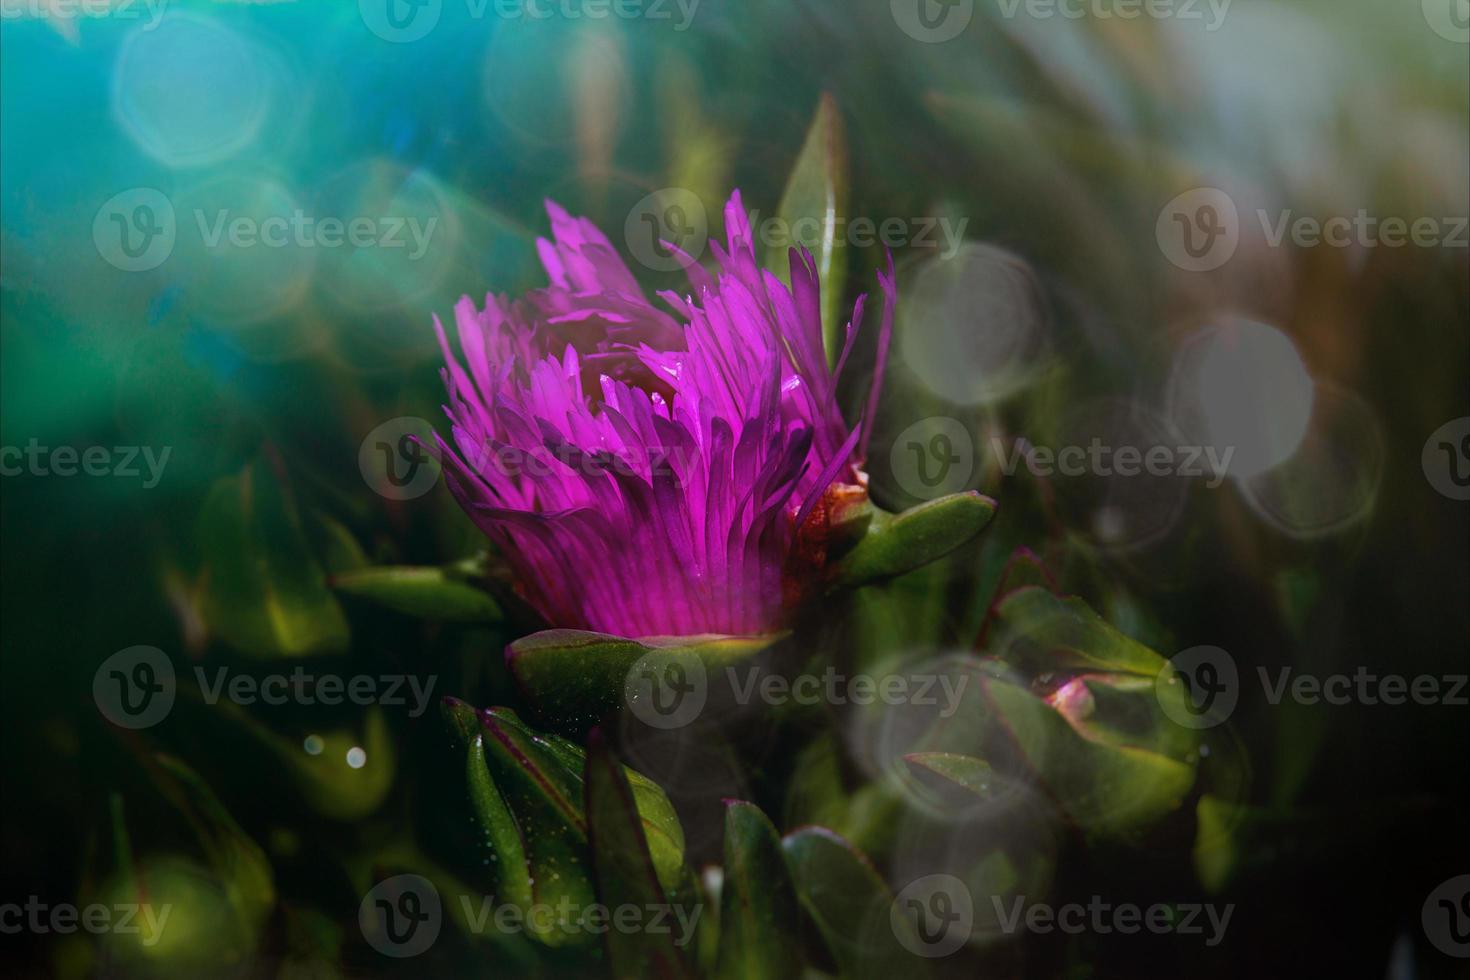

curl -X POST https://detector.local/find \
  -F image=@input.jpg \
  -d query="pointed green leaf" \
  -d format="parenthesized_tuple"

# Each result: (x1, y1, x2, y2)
(441, 700, 689, 947)
(331, 565, 503, 622)
(476, 707, 596, 945)
(902, 752, 996, 799)
(982, 674, 1194, 835)
(715, 801, 801, 980)
(765, 92, 849, 365)
(585, 729, 698, 979)
(466, 732, 533, 910)
(197, 458, 349, 658)
(781, 827, 919, 978)
(991, 586, 1167, 677)
(834, 492, 996, 589)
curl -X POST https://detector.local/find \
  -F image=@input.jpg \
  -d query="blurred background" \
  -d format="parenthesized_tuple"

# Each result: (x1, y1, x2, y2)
(1, 0, 1467, 976)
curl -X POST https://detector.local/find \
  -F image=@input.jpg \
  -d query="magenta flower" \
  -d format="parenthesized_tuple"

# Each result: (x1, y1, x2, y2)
(434, 191, 893, 638)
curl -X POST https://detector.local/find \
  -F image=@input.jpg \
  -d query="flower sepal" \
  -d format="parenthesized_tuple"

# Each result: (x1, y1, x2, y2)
(829, 490, 998, 590)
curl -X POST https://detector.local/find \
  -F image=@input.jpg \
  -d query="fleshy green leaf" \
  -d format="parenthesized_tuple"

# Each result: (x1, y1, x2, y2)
(585, 729, 698, 979)
(91, 760, 275, 976)
(331, 565, 503, 622)
(466, 733, 533, 910)
(765, 92, 849, 365)
(834, 492, 997, 589)
(781, 827, 919, 977)
(507, 629, 779, 734)
(982, 674, 1194, 835)
(715, 802, 801, 980)
(902, 752, 996, 801)
(991, 586, 1167, 677)
(475, 707, 597, 945)
(197, 458, 349, 658)
(440, 700, 690, 948)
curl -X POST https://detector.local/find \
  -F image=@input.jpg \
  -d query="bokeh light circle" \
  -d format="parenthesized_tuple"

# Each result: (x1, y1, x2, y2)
(112, 14, 274, 168)
(1237, 385, 1384, 539)
(1166, 318, 1315, 481)
(895, 242, 1050, 406)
